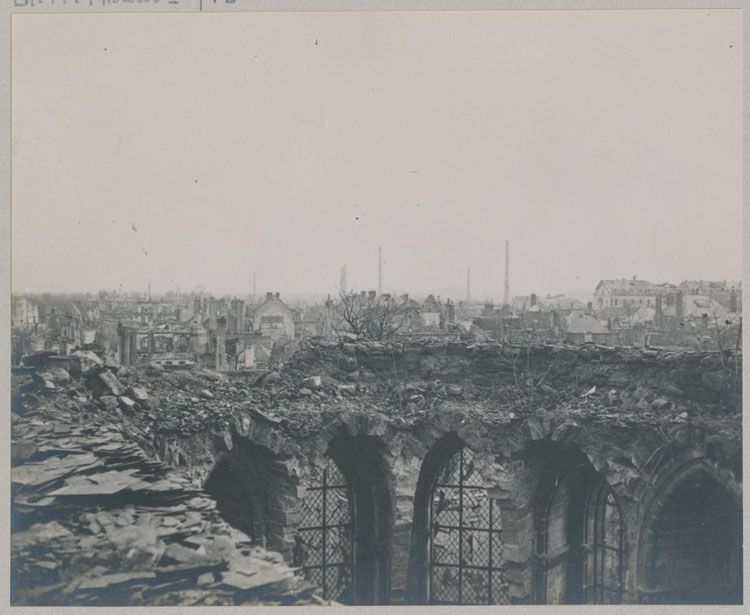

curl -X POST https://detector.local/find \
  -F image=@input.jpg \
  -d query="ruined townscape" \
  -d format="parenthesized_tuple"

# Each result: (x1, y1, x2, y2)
(10, 258, 743, 605)
(10, 8, 742, 608)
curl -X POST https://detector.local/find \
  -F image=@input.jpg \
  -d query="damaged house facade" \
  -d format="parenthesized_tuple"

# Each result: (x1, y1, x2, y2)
(107, 293, 304, 374)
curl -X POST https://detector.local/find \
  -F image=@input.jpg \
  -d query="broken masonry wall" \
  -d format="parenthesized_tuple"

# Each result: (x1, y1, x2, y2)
(189, 407, 740, 604)
(288, 340, 742, 411)
(70, 339, 741, 604)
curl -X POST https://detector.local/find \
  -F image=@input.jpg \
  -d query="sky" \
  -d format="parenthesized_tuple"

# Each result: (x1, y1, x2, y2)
(11, 10, 742, 301)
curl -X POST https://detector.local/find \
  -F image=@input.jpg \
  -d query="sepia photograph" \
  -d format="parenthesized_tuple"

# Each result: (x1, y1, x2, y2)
(9, 8, 743, 606)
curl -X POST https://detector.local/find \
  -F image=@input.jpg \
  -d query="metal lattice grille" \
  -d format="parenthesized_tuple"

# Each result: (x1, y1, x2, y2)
(429, 447, 510, 605)
(583, 481, 623, 604)
(295, 459, 354, 603)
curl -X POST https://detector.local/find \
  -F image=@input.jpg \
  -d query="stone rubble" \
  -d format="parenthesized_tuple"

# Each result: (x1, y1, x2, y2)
(11, 373, 328, 606)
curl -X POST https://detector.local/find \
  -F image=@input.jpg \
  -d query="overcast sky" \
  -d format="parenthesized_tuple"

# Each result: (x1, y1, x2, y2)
(11, 10, 742, 300)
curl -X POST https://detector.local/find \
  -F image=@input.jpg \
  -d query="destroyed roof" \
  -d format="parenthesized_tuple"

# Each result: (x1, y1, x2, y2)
(679, 280, 742, 291)
(399, 296, 420, 309)
(565, 311, 610, 334)
(534, 296, 587, 311)
(255, 295, 294, 314)
(596, 279, 677, 295)
(663, 295, 729, 320)
(628, 306, 656, 325)
(45, 301, 83, 318)
(421, 295, 441, 311)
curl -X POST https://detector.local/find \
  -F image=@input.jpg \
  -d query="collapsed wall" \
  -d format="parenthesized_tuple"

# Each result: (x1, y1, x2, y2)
(12, 339, 742, 605)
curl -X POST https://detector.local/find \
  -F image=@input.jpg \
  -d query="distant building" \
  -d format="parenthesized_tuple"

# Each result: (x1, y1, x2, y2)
(678, 280, 742, 313)
(236, 342, 271, 370)
(11, 297, 39, 327)
(565, 311, 612, 345)
(253, 292, 295, 340)
(594, 278, 678, 317)
(530, 295, 587, 313)
(664, 294, 729, 324)
(420, 295, 442, 328)
(44, 302, 84, 354)
(118, 322, 196, 366)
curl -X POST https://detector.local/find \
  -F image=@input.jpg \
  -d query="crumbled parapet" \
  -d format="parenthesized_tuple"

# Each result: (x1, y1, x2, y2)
(11, 401, 328, 606)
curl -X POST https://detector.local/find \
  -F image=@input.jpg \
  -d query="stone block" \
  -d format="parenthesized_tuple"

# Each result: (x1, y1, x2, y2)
(119, 396, 137, 409)
(38, 367, 71, 385)
(70, 350, 104, 375)
(91, 370, 123, 396)
(126, 386, 149, 402)
(98, 395, 118, 411)
(302, 376, 321, 389)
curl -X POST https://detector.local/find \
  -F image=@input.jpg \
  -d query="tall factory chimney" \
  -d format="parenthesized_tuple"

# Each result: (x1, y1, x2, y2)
(378, 247, 383, 297)
(503, 240, 510, 307)
(466, 266, 471, 303)
(340, 264, 348, 295)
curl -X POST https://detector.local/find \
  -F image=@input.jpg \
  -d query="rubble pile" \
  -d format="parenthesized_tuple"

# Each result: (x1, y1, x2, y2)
(11, 374, 326, 606)
(13, 338, 742, 463)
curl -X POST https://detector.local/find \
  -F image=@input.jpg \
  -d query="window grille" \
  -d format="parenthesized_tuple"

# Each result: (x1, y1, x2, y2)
(295, 459, 354, 603)
(428, 446, 509, 604)
(583, 479, 623, 604)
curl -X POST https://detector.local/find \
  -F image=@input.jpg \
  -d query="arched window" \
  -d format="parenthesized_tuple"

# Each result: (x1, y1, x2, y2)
(583, 477, 624, 604)
(296, 457, 354, 603)
(534, 449, 623, 604)
(639, 464, 741, 604)
(204, 441, 293, 548)
(294, 436, 392, 605)
(428, 446, 509, 604)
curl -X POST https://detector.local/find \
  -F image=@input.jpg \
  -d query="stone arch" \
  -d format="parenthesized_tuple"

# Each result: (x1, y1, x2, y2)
(406, 432, 463, 604)
(406, 432, 511, 605)
(295, 434, 394, 605)
(203, 438, 300, 556)
(532, 445, 625, 604)
(636, 456, 741, 604)
(327, 434, 394, 605)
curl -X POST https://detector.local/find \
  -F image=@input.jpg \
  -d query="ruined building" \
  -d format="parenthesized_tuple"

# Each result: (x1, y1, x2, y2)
(11, 339, 742, 605)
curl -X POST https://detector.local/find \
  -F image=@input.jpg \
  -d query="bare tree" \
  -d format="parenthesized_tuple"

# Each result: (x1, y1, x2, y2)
(336, 291, 407, 340)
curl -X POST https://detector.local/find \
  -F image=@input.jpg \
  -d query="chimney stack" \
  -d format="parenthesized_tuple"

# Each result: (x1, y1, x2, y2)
(340, 264, 347, 295)
(378, 247, 383, 297)
(655, 294, 663, 324)
(676, 290, 684, 320)
(503, 240, 510, 307)
(466, 266, 471, 303)
(208, 298, 218, 330)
